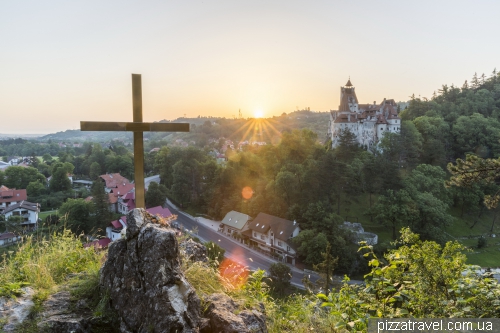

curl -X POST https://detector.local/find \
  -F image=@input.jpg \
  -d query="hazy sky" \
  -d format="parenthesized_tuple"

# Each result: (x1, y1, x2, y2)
(1, 0, 499, 134)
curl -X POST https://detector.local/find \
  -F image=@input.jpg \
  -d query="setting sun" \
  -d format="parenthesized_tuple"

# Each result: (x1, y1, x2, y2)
(254, 109, 264, 118)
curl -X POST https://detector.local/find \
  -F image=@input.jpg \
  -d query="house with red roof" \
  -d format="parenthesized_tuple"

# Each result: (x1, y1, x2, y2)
(105, 206, 172, 242)
(328, 79, 402, 149)
(107, 183, 135, 213)
(99, 173, 130, 193)
(0, 187, 28, 214)
(84, 237, 111, 250)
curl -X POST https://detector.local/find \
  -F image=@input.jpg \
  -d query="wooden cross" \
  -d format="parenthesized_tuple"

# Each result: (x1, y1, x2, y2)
(80, 74, 189, 208)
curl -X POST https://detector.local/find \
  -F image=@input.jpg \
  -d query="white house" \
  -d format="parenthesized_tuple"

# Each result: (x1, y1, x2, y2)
(2, 201, 40, 229)
(243, 212, 301, 265)
(328, 79, 401, 149)
(0, 232, 21, 246)
(218, 210, 251, 236)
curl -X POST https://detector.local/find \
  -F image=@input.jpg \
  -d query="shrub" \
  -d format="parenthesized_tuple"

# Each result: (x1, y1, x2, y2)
(477, 236, 487, 248)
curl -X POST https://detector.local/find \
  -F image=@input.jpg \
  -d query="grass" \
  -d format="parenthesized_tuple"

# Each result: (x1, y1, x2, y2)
(0, 228, 104, 331)
(38, 210, 58, 221)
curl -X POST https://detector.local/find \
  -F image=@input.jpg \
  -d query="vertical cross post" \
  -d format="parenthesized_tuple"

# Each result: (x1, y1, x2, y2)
(80, 74, 189, 210)
(132, 74, 145, 208)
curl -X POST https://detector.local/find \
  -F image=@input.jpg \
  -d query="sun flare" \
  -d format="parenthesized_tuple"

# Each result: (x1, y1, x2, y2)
(254, 110, 264, 118)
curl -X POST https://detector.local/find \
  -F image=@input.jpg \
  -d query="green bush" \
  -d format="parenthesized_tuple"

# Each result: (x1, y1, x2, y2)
(477, 236, 487, 248)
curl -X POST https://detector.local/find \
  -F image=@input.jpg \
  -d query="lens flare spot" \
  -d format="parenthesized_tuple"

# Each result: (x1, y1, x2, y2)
(219, 247, 249, 289)
(241, 186, 254, 200)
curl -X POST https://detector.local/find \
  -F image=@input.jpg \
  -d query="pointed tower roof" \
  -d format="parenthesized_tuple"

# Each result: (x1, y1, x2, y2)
(345, 78, 353, 87)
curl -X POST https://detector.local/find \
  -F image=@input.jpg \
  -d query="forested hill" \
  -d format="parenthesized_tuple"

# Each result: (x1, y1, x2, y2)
(399, 70, 500, 164)
(37, 110, 331, 144)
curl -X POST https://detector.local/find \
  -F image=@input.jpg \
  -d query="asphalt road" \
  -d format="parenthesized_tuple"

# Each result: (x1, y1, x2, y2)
(166, 201, 364, 288)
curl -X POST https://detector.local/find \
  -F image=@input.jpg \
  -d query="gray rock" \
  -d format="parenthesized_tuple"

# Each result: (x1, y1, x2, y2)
(203, 293, 267, 333)
(179, 239, 208, 263)
(0, 287, 35, 332)
(37, 291, 91, 333)
(100, 208, 201, 333)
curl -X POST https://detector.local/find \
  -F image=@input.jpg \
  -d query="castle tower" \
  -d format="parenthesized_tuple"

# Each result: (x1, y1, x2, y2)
(339, 78, 359, 112)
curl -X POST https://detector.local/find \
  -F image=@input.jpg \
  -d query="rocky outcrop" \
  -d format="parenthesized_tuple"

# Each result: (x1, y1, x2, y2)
(100, 209, 201, 333)
(37, 291, 91, 333)
(202, 293, 267, 333)
(179, 239, 208, 263)
(0, 287, 35, 332)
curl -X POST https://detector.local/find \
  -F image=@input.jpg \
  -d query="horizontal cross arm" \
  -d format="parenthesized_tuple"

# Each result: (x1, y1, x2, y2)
(80, 121, 190, 132)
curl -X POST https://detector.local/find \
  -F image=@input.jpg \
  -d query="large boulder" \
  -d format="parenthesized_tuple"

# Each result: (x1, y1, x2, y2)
(202, 293, 267, 333)
(179, 239, 208, 263)
(100, 209, 201, 333)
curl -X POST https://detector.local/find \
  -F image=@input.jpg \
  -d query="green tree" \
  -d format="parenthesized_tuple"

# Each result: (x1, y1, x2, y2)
(313, 242, 338, 295)
(49, 163, 72, 192)
(4, 166, 46, 189)
(26, 180, 47, 197)
(89, 162, 101, 180)
(42, 153, 53, 165)
(373, 189, 414, 239)
(90, 180, 112, 231)
(1, 216, 24, 233)
(447, 154, 500, 209)
(268, 262, 291, 296)
(29, 153, 39, 168)
(58, 198, 93, 234)
(145, 182, 168, 208)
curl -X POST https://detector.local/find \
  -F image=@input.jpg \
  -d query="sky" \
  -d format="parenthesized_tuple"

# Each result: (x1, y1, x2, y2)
(1, 0, 499, 134)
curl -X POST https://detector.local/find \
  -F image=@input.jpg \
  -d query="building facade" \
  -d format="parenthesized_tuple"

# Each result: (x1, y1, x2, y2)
(328, 79, 401, 149)
(243, 213, 300, 265)
(3, 201, 40, 229)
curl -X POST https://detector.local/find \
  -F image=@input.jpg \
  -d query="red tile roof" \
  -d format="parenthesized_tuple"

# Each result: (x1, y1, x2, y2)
(0, 189, 27, 203)
(111, 220, 122, 229)
(99, 173, 130, 189)
(84, 237, 111, 249)
(147, 206, 172, 218)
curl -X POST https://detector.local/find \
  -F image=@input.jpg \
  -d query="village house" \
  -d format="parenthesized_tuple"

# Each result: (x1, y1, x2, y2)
(2, 201, 41, 229)
(328, 79, 401, 149)
(243, 213, 300, 265)
(116, 189, 135, 215)
(0, 187, 28, 214)
(72, 179, 93, 189)
(99, 173, 130, 193)
(218, 211, 251, 236)
(0, 232, 21, 247)
(98, 173, 133, 213)
(105, 206, 172, 242)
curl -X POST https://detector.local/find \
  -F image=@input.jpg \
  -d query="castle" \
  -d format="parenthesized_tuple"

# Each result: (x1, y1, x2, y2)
(328, 79, 401, 149)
